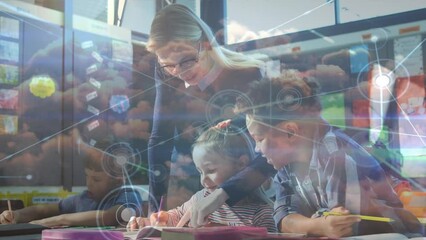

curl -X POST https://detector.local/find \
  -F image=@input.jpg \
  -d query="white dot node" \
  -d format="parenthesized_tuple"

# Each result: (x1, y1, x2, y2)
(26, 174, 33, 180)
(121, 208, 135, 222)
(374, 74, 391, 88)
(116, 156, 127, 166)
(154, 170, 161, 176)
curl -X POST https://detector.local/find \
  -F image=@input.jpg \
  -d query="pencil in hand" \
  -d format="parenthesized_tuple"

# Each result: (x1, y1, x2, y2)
(5, 200, 15, 224)
(155, 196, 166, 226)
(323, 211, 394, 222)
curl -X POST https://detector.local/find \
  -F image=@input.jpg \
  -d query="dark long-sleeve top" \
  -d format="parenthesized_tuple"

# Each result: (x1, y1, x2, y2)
(147, 64, 275, 210)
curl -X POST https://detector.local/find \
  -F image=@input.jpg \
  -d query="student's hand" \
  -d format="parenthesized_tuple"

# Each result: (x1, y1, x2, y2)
(321, 207, 360, 238)
(149, 211, 169, 226)
(190, 188, 229, 227)
(126, 216, 151, 231)
(0, 210, 16, 224)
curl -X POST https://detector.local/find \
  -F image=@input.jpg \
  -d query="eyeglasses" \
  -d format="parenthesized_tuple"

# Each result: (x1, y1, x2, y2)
(159, 42, 201, 74)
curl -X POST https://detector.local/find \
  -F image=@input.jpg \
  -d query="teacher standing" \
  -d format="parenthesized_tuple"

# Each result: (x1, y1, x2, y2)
(145, 4, 275, 227)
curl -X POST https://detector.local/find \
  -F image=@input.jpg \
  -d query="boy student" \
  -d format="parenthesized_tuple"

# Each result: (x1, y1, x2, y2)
(235, 70, 424, 238)
(0, 145, 143, 227)
(127, 122, 276, 232)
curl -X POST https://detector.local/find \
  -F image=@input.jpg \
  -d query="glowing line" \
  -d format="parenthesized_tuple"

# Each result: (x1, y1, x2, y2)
(374, 41, 384, 126)
(380, 88, 384, 126)
(372, 37, 426, 150)
(0, 23, 226, 164)
(387, 88, 426, 146)
(2, 0, 165, 144)
(125, 161, 150, 172)
(309, 30, 334, 44)
(374, 41, 383, 76)
(79, 141, 154, 174)
(386, 77, 425, 145)
(390, 38, 426, 76)
(373, 41, 387, 136)
(265, 1, 334, 33)
(121, 168, 144, 213)
(379, 153, 425, 191)
(0, 66, 158, 163)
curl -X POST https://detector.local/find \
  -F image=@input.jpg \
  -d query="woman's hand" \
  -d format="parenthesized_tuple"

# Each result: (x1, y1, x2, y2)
(190, 188, 228, 227)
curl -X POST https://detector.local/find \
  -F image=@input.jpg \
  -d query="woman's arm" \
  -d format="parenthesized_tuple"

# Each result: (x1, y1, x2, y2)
(166, 190, 199, 227)
(221, 154, 275, 205)
(190, 155, 275, 227)
(147, 68, 178, 212)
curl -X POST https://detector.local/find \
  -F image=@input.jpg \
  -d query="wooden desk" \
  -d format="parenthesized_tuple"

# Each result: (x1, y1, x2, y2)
(0, 234, 40, 240)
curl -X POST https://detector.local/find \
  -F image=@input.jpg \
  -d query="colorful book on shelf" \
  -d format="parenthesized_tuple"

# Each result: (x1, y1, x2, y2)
(161, 226, 268, 240)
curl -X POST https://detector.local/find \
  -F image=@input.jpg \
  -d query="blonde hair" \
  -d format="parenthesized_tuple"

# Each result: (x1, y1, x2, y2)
(192, 125, 255, 161)
(147, 4, 266, 70)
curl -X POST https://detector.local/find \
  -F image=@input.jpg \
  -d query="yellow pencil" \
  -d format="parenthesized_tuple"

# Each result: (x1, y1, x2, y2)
(7, 199, 15, 223)
(323, 211, 394, 222)
(7, 200, 12, 212)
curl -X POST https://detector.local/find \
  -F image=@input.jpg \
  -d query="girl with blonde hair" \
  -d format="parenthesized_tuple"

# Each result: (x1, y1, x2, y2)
(129, 123, 276, 232)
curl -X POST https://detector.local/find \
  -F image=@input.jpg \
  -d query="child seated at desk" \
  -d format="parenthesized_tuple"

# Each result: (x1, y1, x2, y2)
(127, 122, 276, 232)
(0, 146, 143, 228)
(235, 70, 424, 238)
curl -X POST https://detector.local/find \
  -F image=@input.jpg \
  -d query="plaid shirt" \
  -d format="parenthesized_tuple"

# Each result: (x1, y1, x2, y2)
(273, 125, 424, 236)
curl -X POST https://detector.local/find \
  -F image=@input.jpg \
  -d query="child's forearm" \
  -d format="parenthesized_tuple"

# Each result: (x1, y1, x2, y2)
(58, 207, 120, 227)
(281, 213, 359, 238)
(15, 204, 59, 223)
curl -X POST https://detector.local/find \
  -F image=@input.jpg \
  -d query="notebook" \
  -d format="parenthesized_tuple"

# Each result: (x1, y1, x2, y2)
(124, 226, 268, 240)
(161, 226, 268, 240)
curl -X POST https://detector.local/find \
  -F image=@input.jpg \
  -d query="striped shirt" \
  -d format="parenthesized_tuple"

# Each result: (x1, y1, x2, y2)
(165, 189, 277, 233)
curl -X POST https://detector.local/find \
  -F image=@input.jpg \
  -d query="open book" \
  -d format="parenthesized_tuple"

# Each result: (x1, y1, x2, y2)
(124, 226, 182, 240)
(124, 226, 268, 240)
